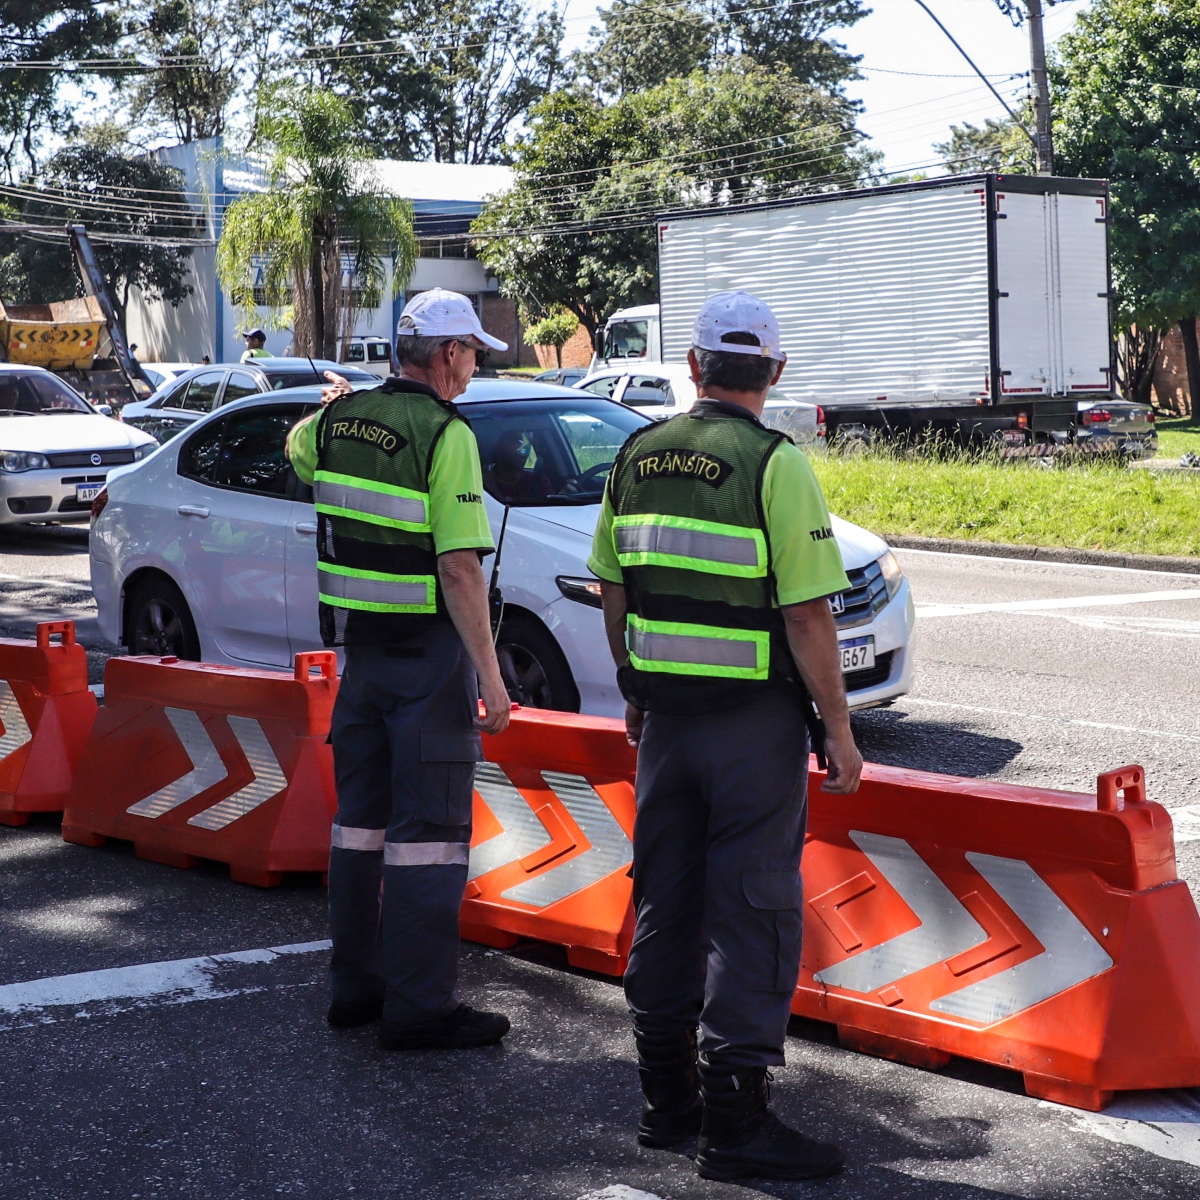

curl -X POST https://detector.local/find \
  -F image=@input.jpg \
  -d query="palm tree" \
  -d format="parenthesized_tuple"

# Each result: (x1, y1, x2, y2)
(216, 85, 418, 359)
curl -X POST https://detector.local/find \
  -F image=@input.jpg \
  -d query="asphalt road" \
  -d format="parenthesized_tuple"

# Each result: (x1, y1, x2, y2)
(2, 533, 1199, 1199)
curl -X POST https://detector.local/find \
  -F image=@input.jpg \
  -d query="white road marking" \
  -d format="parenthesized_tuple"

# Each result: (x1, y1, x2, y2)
(1068, 1091, 1200, 1168)
(577, 1189, 666, 1200)
(0, 571, 91, 592)
(916, 589, 1200, 619)
(0, 939, 330, 1029)
(1172, 807, 1200, 844)
(903, 696, 1200, 747)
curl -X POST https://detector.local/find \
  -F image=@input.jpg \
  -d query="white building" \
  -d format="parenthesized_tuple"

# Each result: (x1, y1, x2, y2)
(125, 138, 534, 367)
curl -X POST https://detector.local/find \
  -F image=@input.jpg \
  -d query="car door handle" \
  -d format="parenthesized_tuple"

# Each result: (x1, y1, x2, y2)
(294, 521, 318, 535)
(176, 504, 210, 517)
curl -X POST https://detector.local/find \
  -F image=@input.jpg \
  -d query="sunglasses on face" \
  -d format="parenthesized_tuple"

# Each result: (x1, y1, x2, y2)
(456, 340, 490, 369)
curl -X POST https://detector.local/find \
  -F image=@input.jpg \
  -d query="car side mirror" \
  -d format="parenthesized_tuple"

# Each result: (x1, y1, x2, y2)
(594, 329, 605, 356)
(95, 403, 114, 417)
(623, 387, 669, 407)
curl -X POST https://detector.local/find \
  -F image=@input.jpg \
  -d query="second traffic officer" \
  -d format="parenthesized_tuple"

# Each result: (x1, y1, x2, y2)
(287, 288, 513, 1051)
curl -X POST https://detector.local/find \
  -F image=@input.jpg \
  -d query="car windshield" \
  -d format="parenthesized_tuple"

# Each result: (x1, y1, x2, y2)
(464, 397, 649, 506)
(0, 372, 92, 415)
(603, 320, 648, 359)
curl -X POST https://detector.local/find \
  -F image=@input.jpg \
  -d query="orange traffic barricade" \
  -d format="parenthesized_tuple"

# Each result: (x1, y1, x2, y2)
(0, 621, 97, 827)
(463, 708, 637, 975)
(796, 761, 1200, 1110)
(61, 652, 338, 886)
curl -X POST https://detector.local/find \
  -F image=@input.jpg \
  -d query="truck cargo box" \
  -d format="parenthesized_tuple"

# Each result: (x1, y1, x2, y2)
(0, 296, 106, 371)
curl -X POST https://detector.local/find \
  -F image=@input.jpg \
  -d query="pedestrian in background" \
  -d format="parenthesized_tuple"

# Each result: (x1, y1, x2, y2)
(589, 291, 862, 1181)
(240, 328, 271, 361)
(286, 288, 513, 1051)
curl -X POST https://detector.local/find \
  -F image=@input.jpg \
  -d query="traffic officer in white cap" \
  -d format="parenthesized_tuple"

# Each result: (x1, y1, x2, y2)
(287, 288, 514, 1051)
(589, 290, 863, 1180)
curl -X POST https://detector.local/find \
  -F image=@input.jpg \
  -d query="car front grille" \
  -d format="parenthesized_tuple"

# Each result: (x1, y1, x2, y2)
(47, 449, 135, 468)
(57, 496, 94, 513)
(834, 559, 888, 630)
(844, 650, 894, 692)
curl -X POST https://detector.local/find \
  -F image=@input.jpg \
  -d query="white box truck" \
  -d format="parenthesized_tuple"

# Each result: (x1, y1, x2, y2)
(597, 175, 1113, 450)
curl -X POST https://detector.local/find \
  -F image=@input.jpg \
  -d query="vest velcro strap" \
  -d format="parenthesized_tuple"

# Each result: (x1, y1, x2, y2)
(627, 615, 769, 680)
(314, 471, 430, 531)
(318, 563, 436, 612)
(613, 514, 767, 578)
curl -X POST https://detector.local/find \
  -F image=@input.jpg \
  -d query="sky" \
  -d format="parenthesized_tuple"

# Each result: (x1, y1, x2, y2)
(562, 0, 1093, 176)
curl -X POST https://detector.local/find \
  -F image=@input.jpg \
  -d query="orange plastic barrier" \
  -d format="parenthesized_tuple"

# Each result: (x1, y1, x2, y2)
(61, 652, 338, 886)
(795, 761, 1200, 1111)
(0, 621, 97, 827)
(462, 708, 637, 975)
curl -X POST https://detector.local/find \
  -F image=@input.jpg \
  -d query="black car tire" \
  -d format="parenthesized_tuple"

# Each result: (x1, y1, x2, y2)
(126, 576, 202, 660)
(495, 614, 580, 712)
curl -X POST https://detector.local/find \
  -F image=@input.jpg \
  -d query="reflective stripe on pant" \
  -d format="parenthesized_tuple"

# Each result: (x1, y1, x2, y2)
(623, 687, 809, 1070)
(327, 623, 481, 1026)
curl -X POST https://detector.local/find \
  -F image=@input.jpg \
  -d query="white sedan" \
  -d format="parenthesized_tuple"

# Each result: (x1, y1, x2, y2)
(91, 381, 913, 715)
(0, 364, 157, 525)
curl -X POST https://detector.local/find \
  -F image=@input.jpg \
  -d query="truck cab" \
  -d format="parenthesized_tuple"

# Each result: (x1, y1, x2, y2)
(589, 304, 661, 372)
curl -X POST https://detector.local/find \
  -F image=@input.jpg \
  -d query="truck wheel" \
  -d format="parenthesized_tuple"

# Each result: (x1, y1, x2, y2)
(495, 615, 580, 712)
(126, 576, 201, 660)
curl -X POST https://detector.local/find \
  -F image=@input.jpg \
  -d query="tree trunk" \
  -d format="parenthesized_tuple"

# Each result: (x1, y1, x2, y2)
(1180, 317, 1200, 417)
(322, 236, 341, 361)
(310, 237, 325, 360)
(555, 341, 562, 368)
(1117, 325, 1162, 408)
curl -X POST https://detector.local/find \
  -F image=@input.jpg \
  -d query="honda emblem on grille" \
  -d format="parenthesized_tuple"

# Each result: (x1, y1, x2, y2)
(90, 453, 102, 465)
(829, 593, 846, 615)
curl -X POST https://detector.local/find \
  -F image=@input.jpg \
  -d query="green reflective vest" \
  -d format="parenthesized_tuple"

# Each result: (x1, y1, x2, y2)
(314, 379, 458, 645)
(609, 400, 793, 712)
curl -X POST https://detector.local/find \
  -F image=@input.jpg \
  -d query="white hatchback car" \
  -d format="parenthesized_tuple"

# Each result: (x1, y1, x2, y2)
(578, 361, 819, 446)
(0, 364, 157, 525)
(91, 381, 913, 715)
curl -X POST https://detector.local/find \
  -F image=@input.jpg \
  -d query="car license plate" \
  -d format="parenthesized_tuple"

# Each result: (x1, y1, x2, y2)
(839, 635, 875, 673)
(76, 483, 103, 504)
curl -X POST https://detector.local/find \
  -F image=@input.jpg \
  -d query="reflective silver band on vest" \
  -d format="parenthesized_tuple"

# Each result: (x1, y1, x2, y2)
(330, 824, 386, 851)
(628, 626, 759, 670)
(317, 567, 431, 608)
(314, 479, 427, 527)
(615, 522, 760, 567)
(383, 841, 470, 866)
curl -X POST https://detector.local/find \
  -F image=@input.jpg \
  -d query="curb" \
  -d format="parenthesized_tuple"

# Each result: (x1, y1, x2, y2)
(884, 534, 1200, 576)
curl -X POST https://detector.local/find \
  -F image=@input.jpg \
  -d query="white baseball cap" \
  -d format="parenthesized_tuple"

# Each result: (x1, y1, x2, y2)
(395, 288, 508, 351)
(692, 290, 786, 363)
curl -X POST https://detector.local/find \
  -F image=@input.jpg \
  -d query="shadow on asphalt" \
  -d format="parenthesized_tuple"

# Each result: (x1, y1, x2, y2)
(851, 708, 1024, 778)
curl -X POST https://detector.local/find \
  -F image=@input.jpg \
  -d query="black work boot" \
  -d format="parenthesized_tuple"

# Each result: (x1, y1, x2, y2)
(326, 996, 384, 1028)
(635, 1026, 703, 1148)
(378, 1004, 510, 1051)
(696, 1065, 845, 1181)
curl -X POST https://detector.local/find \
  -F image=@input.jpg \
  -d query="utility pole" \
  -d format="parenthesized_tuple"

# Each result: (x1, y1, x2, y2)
(1025, 0, 1055, 175)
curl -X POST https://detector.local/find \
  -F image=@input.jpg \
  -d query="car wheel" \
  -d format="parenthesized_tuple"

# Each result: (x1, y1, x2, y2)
(495, 615, 580, 712)
(126, 577, 201, 660)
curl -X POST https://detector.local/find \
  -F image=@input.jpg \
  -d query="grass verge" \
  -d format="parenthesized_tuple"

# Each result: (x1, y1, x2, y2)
(1154, 415, 1200, 459)
(808, 449, 1200, 559)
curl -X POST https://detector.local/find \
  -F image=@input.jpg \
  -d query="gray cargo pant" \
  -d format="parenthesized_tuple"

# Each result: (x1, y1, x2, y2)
(327, 624, 481, 1026)
(623, 687, 809, 1070)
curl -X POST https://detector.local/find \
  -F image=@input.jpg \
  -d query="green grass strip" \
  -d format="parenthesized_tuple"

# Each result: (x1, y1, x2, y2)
(808, 449, 1200, 559)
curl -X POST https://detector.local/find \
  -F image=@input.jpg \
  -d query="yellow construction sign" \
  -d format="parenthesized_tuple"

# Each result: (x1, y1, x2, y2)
(0, 296, 106, 370)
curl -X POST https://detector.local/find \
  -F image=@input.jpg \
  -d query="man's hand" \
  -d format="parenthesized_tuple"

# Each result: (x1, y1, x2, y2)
(624, 702, 645, 749)
(820, 726, 863, 795)
(477, 676, 512, 736)
(321, 371, 352, 406)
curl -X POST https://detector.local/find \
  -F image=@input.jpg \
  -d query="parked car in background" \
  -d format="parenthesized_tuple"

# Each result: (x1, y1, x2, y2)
(339, 336, 394, 380)
(577, 361, 820, 445)
(1075, 399, 1157, 458)
(0, 364, 157, 524)
(92, 380, 912, 715)
(534, 367, 588, 388)
(139, 363, 199, 391)
(122, 359, 377, 442)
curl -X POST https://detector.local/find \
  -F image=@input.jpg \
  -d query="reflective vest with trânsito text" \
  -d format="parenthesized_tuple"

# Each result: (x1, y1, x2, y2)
(609, 402, 793, 712)
(313, 380, 459, 646)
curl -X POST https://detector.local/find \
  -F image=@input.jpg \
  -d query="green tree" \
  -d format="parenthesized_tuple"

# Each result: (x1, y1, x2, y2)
(216, 85, 418, 358)
(0, 144, 198, 327)
(288, 0, 564, 163)
(1053, 0, 1200, 408)
(523, 309, 580, 368)
(576, 0, 868, 99)
(0, 2, 122, 180)
(474, 67, 870, 333)
(934, 116, 1035, 174)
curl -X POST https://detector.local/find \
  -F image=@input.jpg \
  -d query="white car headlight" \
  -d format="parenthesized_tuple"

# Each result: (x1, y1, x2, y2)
(133, 444, 155, 461)
(877, 550, 903, 600)
(0, 450, 49, 473)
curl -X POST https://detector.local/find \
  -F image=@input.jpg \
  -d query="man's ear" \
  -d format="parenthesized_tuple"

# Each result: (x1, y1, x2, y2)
(770, 359, 785, 387)
(687, 347, 701, 384)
